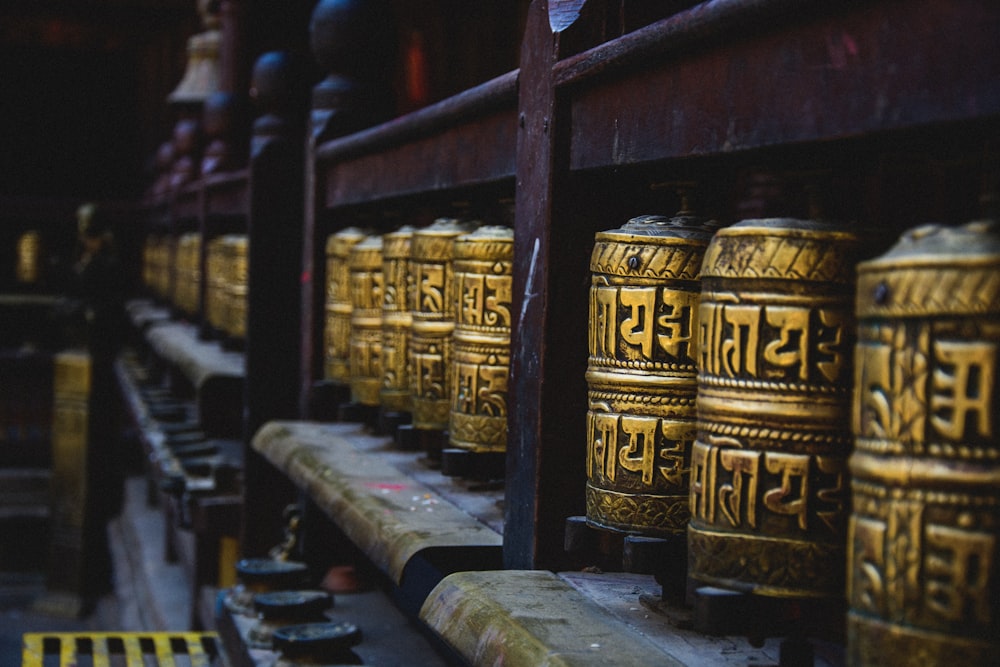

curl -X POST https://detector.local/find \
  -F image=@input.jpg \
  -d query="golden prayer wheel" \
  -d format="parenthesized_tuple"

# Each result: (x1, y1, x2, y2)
(847, 220, 1000, 666)
(148, 236, 167, 299)
(409, 218, 479, 431)
(688, 218, 861, 598)
(142, 236, 155, 291)
(173, 232, 201, 316)
(585, 214, 716, 536)
(158, 236, 176, 302)
(348, 234, 384, 406)
(16, 230, 41, 284)
(449, 225, 514, 454)
(324, 228, 367, 384)
(380, 225, 416, 412)
(205, 235, 228, 332)
(224, 234, 248, 339)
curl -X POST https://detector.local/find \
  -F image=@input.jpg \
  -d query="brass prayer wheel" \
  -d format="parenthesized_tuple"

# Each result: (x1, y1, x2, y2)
(16, 230, 41, 284)
(449, 225, 514, 454)
(150, 235, 175, 301)
(205, 235, 228, 332)
(848, 220, 1000, 665)
(380, 225, 416, 412)
(142, 236, 155, 291)
(409, 218, 479, 431)
(224, 234, 248, 339)
(173, 232, 201, 316)
(585, 214, 715, 536)
(348, 234, 384, 406)
(688, 218, 861, 597)
(324, 227, 367, 384)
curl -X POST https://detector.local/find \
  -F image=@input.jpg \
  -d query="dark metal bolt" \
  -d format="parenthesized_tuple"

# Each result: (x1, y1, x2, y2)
(874, 281, 889, 305)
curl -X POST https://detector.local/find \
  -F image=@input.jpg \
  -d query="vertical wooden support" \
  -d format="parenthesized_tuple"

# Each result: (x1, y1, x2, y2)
(218, 0, 248, 96)
(506, 0, 613, 570)
(300, 0, 395, 418)
(240, 51, 305, 556)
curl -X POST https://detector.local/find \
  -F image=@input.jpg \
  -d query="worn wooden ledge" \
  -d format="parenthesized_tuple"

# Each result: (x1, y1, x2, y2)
(421, 570, 684, 667)
(144, 321, 244, 390)
(125, 299, 172, 331)
(421, 570, 845, 667)
(251, 421, 503, 585)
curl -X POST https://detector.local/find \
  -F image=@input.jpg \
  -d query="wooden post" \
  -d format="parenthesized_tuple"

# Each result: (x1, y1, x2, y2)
(300, 0, 395, 419)
(506, 0, 614, 570)
(240, 51, 306, 557)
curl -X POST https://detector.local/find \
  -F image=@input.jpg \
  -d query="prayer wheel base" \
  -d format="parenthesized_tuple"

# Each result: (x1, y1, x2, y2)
(691, 586, 845, 647)
(440, 448, 505, 481)
(418, 428, 449, 463)
(564, 517, 688, 602)
(564, 515, 624, 572)
(377, 409, 411, 438)
(336, 401, 379, 429)
(308, 381, 351, 422)
(623, 534, 687, 603)
(393, 423, 422, 451)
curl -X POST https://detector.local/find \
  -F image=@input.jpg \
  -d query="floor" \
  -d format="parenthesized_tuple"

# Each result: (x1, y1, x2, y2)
(0, 474, 192, 665)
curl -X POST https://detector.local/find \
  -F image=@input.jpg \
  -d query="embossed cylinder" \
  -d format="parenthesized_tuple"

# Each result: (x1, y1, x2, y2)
(324, 228, 367, 384)
(449, 226, 514, 454)
(348, 234, 384, 406)
(142, 235, 155, 292)
(586, 214, 715, 537)
(380, 225, 415, 412)
(174, 232, 201, 316)
(152, 235, 176, 301)
(847, 220, 1000, 666)
(16, 230, 41, 284)
(205, 235, 228, 332)
(224, 234, 248, 339)
(409, 218, 479, 431)
(688, 218, 861, 598)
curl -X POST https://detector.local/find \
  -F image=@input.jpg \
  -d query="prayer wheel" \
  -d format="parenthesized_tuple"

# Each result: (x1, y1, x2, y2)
(585, 214, 715, 537)
(205, 235, 228, 332)
(324, 228, 367, 384)
(224, 234, 248, 340)
(174, 232, 201, 316)
(348, 234, 384, 406)
(848, 220, 1000, 665)
(688, 218, 861, 597)
(142, 236, 155, 292)
(16, 230, 41, 284)
(380, 225, 415, 412)
(449, 225, 514, 455)
(409, 218, 478, 431)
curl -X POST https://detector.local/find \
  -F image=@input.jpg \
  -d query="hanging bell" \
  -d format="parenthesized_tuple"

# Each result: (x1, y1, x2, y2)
(167, 0, 222, 105)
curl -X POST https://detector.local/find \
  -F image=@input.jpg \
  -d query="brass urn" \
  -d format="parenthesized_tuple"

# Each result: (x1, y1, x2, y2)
(848, 220, 1000, 665)
(324, 228, 367, 384)
(688, 218, 861, 597)
(380, 225, 416, 412)
(409, 218, 479, 431)
(586, 213, 716, 537)
(449, 225, 514, 455)
(348, 234, 384, 407)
